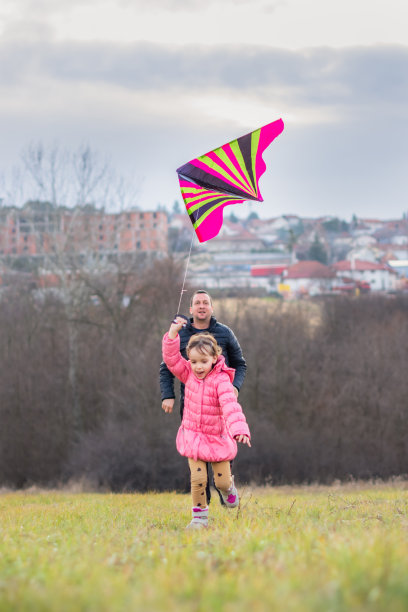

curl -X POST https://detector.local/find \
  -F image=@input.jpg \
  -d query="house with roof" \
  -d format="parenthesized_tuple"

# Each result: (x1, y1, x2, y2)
(386, 260, 408, 291)
(332, 232, 353, 249)
(248, 215, 301, 233)
(332, 259, 397, 292)
(391, 235, 408, 246)
(373, 225, 407, 245)
(187, 251, 292, 293)
(345, 245, 381, 263)
(247, 215, 303, 248)
(352, 234, 377, 247)
(205, 227, 265, 252)
(280, 260, 335, 297)
(376, 243, 408, 261)
(250, 262, 290, 293)
(356, 218, 388, 233)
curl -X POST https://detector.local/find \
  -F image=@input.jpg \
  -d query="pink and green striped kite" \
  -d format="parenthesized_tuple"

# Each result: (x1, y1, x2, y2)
(176, 119, 284, 243)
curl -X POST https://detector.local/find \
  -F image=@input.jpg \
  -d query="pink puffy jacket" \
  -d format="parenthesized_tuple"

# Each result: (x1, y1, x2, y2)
(162, 332, 251, 462)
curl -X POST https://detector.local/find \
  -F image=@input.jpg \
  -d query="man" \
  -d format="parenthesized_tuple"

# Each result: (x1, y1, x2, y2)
(160, 290, 247, 416)
(160, 290, 247, 505)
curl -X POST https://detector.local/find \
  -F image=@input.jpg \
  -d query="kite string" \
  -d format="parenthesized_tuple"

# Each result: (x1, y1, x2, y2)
(176, 231, 195, 314)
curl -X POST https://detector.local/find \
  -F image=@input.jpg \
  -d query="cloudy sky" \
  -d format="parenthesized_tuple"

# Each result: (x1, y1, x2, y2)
(1, 0, 407, 220)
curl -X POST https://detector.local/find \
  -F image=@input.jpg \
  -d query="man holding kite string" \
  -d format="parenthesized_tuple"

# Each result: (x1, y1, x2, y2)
(160, 290, 247, 415)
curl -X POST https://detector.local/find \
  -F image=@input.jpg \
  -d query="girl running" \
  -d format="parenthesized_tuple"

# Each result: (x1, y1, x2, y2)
(162, 316, 251, 529)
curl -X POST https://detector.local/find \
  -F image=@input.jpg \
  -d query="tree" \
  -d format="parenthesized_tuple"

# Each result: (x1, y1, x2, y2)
(4, 143, 141, 439)
(287, 228, 298, 263)
(172, 200, 181, 215)
(322, 218, 350, 233)
(307, 235, 328, 264)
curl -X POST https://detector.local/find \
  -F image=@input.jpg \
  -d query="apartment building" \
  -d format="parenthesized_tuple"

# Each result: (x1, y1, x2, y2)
(0, 205, 168, 257)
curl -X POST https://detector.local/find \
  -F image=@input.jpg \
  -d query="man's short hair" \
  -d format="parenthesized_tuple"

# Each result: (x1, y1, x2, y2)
(190, 290, 213, 306)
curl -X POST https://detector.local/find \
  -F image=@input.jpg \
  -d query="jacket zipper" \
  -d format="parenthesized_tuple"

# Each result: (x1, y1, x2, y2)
(200, 379, 205, 430)
(198, 374, 224, 438)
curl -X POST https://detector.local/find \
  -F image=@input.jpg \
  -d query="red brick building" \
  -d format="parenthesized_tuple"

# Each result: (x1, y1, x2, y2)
(0, 205, 168, 257)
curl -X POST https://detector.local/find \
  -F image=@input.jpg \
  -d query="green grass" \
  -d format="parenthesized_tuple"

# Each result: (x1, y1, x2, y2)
(1, 484, 408, 611)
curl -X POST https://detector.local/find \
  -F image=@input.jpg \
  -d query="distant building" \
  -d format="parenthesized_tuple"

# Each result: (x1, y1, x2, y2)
(250, 263, 289, 293)
(332, 259, 397, 292)
(186, 251, 291, 293)
(200, 220, 265, 252)
(281, 260, 335, 297)
(387, 260, 408, 291)
(345, 246, 380, 263)
(356, 218, 388, 233)
(0, 205, 168, 257)
(205, 230, 265, 252)
(376, 243, 408, 261)
(250, 264, 288, 277)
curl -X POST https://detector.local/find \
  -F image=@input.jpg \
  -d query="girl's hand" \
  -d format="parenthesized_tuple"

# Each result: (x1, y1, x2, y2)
(235, 434, 251, 447)
(168, 316, 186, 339)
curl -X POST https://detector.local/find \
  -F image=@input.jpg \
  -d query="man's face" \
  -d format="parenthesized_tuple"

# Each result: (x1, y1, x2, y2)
(190, 293, 213, 324)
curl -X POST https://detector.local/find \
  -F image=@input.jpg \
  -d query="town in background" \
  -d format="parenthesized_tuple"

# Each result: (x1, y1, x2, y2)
(1, 199, 407, 299)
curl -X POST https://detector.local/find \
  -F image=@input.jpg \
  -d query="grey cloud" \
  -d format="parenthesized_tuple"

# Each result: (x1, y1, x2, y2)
(117, 0, 279, 11)
(5, 0, 279, 16)
(0, 19, 54, 43)
(1, 38, 407, 113)
(3, 0, 96, 16)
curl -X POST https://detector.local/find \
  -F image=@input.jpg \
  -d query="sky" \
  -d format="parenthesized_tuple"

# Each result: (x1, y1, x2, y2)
(0, 0, 407, 220)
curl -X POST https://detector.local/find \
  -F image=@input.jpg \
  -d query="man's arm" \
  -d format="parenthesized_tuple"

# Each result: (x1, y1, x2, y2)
(226, 328, 247, 393)
(159, 360, 176, 412)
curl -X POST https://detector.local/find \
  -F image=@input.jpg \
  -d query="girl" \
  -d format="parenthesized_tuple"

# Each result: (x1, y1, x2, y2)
(162, 316, 251, 529)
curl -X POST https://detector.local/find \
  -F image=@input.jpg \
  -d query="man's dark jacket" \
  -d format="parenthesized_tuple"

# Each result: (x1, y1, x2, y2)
(160, 315, 246, 417)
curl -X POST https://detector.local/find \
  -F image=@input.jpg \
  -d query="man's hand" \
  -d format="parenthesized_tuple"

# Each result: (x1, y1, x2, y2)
(235, 434, 251, 447)
(233, 386, 239, 398)
(162, 398, 175, 414)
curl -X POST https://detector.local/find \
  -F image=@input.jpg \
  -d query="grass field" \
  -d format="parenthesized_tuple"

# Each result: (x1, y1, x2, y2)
(1, 483, 408, 611)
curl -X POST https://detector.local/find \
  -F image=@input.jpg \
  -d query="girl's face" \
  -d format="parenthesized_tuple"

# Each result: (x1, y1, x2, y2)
(188, 347, 217, 379)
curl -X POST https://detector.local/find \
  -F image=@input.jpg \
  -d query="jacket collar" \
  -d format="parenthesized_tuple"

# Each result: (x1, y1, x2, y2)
(188, 315, 217, 332)
(211, 354, 235, 383)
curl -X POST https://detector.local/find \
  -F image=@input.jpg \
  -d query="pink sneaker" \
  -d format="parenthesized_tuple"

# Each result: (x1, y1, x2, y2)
(220, 476, 239, 508)
(186, 506, 209, 530)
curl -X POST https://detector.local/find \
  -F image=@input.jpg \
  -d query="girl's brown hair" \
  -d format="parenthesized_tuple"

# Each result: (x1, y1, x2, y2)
(186, 333, 222, 359)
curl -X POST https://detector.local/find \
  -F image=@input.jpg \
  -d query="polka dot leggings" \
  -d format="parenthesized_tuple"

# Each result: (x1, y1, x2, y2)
(188, 458, 232, 508)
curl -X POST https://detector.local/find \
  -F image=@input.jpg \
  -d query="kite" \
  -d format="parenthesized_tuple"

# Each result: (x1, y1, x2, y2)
(176, 119, 284, 243)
